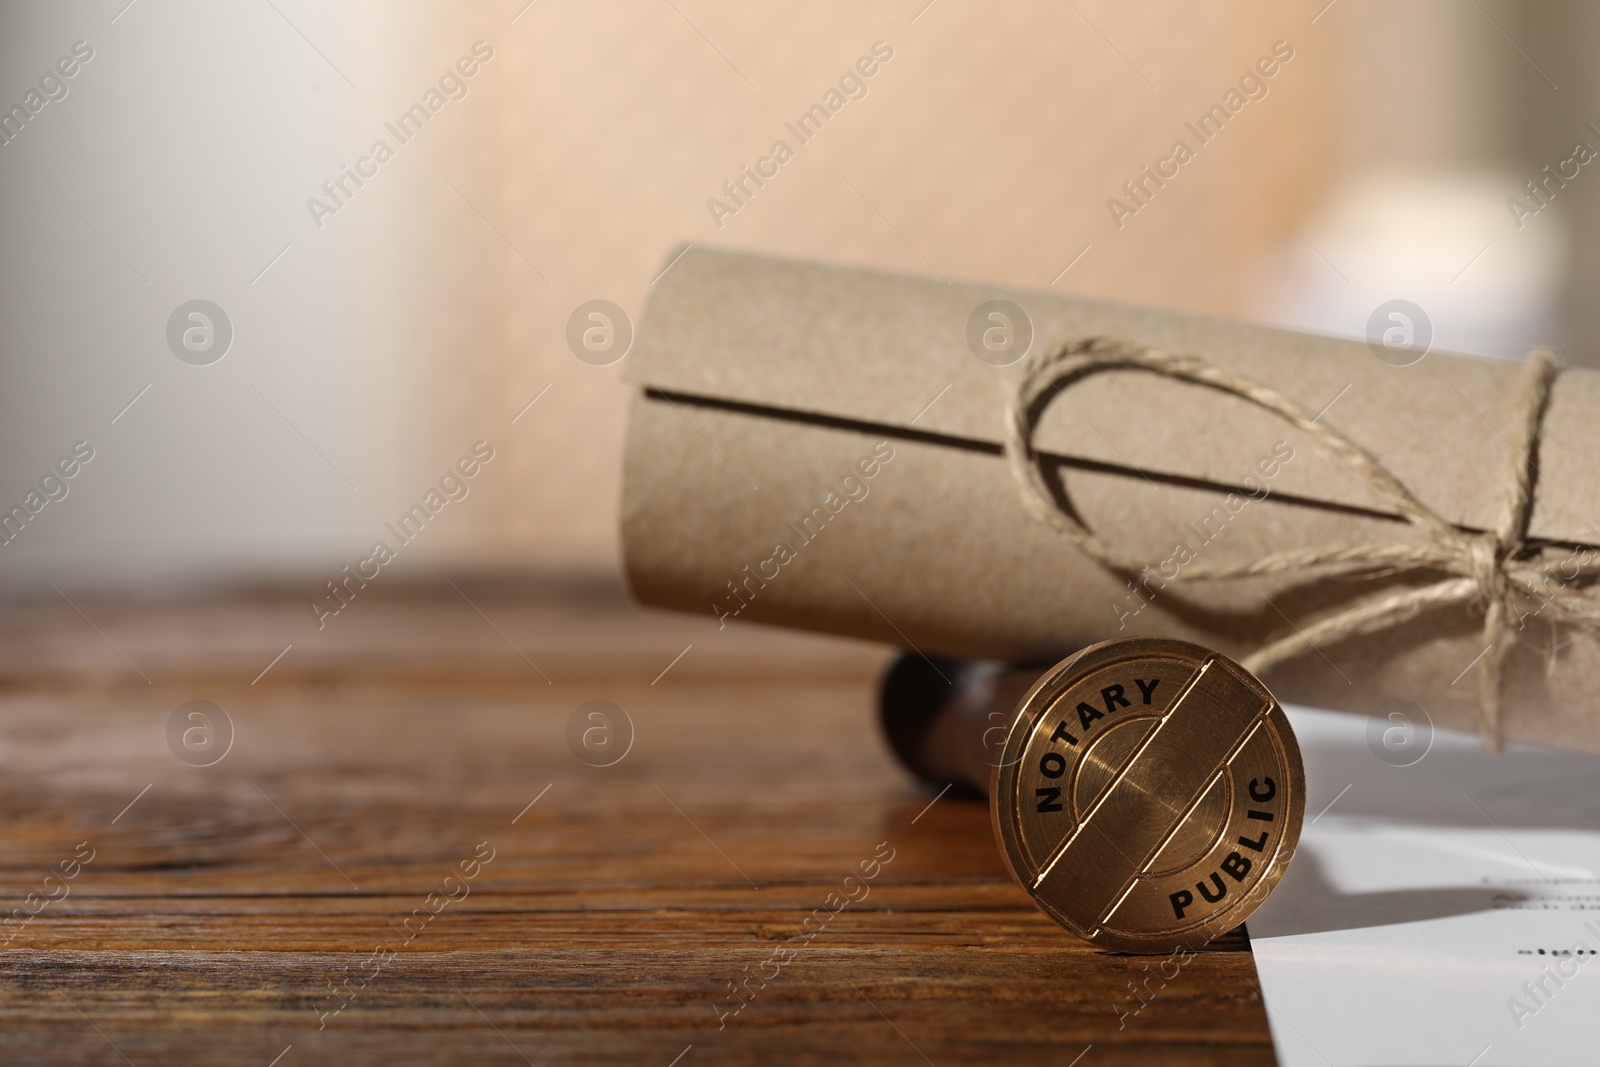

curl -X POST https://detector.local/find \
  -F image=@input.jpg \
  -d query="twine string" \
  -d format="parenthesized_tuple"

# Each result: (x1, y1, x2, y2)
(1002, 338, 1580, 751)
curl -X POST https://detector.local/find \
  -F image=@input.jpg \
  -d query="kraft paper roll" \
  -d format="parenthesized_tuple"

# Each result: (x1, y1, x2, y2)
(620, 246, 1600, 754)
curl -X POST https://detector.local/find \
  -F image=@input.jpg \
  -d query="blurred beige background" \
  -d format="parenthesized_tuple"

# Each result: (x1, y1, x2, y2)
(0, 0, 1589, 588)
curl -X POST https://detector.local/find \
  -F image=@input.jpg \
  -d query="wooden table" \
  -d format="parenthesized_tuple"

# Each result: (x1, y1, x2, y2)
(0, 581, 1275, 1065)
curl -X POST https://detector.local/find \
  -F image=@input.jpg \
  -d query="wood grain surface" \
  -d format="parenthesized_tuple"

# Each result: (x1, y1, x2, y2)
(0, 580, 1275, 1065)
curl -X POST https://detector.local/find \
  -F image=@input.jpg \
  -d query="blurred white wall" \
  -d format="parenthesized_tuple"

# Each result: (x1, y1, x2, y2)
(1254, 1, 1594, 362)
(0, 2, 422, 587)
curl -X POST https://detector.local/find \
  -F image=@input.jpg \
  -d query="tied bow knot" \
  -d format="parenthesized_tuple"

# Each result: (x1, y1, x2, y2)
(1003, 338, 1575, 751)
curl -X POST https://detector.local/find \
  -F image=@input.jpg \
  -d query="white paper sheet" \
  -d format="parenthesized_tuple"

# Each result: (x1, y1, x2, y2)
(1250, 705, 1600, 1067)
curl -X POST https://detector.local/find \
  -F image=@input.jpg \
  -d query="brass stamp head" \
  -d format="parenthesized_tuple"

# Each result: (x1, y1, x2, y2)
(991, 636, 1305, 954)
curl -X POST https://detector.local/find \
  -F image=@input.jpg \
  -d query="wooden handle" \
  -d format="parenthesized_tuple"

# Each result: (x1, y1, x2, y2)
(877, 653, 1049, 797)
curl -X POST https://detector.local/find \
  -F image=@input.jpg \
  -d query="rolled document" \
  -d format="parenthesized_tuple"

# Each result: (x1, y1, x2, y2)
(621, 247, 1600, 754)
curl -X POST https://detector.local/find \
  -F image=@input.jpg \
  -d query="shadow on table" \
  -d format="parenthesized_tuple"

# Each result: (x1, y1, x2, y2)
(1251, 848, 1507, 937)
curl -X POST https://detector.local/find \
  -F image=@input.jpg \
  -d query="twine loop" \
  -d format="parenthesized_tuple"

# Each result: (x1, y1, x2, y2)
(1003, 337, 1577, 751)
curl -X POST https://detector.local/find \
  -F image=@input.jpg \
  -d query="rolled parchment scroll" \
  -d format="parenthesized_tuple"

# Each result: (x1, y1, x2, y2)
(621, 246, 1600, 754)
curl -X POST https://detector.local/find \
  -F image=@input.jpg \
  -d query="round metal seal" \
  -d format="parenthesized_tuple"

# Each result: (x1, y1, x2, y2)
(991, 636, 1304, 953)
